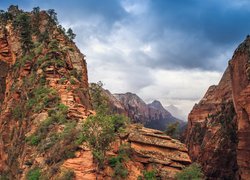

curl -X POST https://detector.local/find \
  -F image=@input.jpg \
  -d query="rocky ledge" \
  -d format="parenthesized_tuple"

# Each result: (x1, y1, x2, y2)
(63, 125, 191, 179)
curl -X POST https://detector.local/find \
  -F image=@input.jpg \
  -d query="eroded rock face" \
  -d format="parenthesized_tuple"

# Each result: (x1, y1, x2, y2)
(0, 8, 92, 179)
(63, 125, 191, 179)
(186, 68, 238, 179)
(230, 36, 250, 179)
(115, 93, 183, 131)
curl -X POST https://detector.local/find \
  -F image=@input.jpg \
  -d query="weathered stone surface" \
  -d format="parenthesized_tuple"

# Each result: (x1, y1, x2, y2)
(0, 9, 92, 179)
(186, 67, 238, 179)
(230, 36, 250, 180)
(62, 125, 191, 179)
(114, 93, 184, 131)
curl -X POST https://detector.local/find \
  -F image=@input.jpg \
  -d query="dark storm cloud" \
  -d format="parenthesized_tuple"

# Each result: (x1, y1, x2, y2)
(1, 0, 127, 25)
(138, 0, 250, 70)
(2, 0, 250, 71)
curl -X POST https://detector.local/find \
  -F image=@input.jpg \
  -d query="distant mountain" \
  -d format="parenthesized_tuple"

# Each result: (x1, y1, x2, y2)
(114, 93, 184, 131)
(166, 104, 186, 121)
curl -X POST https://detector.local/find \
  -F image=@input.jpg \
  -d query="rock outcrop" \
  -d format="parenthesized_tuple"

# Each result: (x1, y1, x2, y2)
(0, 6, 191, 179)
(186, 36, 250, 179)
(63, 125, 191, 179)
(115, 93, 184, 131)
(230, 36, 250, 179)
(186, 67, 238, 179)
(0, 7, 92, 179)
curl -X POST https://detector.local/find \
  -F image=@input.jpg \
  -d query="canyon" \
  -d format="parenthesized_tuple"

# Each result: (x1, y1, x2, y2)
(1, 5, 250, 180)
(0, 6, 190, 179)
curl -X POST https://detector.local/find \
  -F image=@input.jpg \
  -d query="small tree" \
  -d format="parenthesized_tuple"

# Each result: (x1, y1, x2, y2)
(83, 113, 115, 169)
(165, 122, 179, 138)
(32, 6, 41, 36)
(89, 81, 109, 114)
(47, 9, 58, 25)
(14, 13, 33, 54)
(84, 81, 128, 171)
(67, 28, 76, 40)
(175, 163, 204, 180)
(32, 7, 40, 14)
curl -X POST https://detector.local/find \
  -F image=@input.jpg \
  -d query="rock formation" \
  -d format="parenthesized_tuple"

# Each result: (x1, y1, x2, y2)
(186, 67, 238, 179)
(63, 124, 191, 179)
(0, 6, 191, 179)
(186, 36, 250, 179)
(0, 7, 92, 179)
(229, 36, 250, 179)
(115, 93, 184, 131)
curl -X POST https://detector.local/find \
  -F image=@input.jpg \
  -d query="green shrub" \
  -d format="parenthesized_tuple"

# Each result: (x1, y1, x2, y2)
(58, 77, 67, 84)
(165, 122, 180, 139)
(59, 169, 75, 180)
(143, 170, 157, 180)
(74, 133, 86, 145)
(138, 170, 157, 180)
(12, 105, 25, 120)
(69, 77, 76, 85)
(175, 163, 204, 180)
(26, 168, 41, 180)
(27, 86, 60, 113)
(108, 144, 131, 179)
(113, 161, 128, 179)
(108, 156, 123, 168)
(26, 135, 41, 146)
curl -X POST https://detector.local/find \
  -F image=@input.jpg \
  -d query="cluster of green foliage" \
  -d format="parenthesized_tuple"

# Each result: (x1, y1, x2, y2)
(108, 143, 132, 179)
(175, 163, 204, 180)
(83, 113, 127, 169)
(192, 122, 206, 145)
(83, 82, 129, 171)
(58, 169, 75, 180)
(217, 101, 237, 143)
(31, 7, 41, 36)
(67, 28, 76, 41)
(137, 170, 157, 180)
(26, 168, 41, 180)
(13, 12, 34, 54)
(165, 122, 180, 139)
(0, 5, 81, 179)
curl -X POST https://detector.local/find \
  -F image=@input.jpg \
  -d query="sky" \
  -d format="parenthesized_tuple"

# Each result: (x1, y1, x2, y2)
(2, 0, 250, 119)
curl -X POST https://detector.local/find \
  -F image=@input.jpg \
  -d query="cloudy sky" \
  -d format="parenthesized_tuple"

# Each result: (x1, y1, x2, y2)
(2, 0, 250, 119)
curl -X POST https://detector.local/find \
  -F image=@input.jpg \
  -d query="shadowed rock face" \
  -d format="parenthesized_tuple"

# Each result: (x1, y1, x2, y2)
(114, 93, 184, 131)
(0, 61, 8, 104)
(186, 36, 250, 180)
(186, 67, 238, 179)
(230, 36, 250, 180)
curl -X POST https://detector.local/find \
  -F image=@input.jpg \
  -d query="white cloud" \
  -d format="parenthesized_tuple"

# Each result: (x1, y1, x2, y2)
(137, 69, 222, 119)
(57, 1, 231, 120)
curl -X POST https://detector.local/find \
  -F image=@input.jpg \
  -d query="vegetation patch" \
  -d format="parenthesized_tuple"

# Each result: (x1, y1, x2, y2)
(26, 168, 41, 180)
(175, 163, 204, 180)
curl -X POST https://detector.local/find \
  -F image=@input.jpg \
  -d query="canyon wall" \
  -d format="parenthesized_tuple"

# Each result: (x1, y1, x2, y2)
(186, 67, 238, 179)
(230, 36, 250, 179)
(0, 7, 191, 179)
(187, 36, 250, 179)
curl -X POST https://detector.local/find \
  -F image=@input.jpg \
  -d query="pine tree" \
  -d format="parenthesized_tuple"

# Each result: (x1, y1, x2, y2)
(32, 7, 41, 36)
(47, 9, 58, 25)
(15, 13, 33, 54)
(67, 28, 76, 41)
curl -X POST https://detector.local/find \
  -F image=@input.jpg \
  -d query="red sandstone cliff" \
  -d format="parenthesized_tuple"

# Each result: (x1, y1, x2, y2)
(0, 6, 92, 179)
(186, 36, 250, 179)
(0, 6, 191, 179)
(229, 36, 250, 179)
(186, 67, 238, 179)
